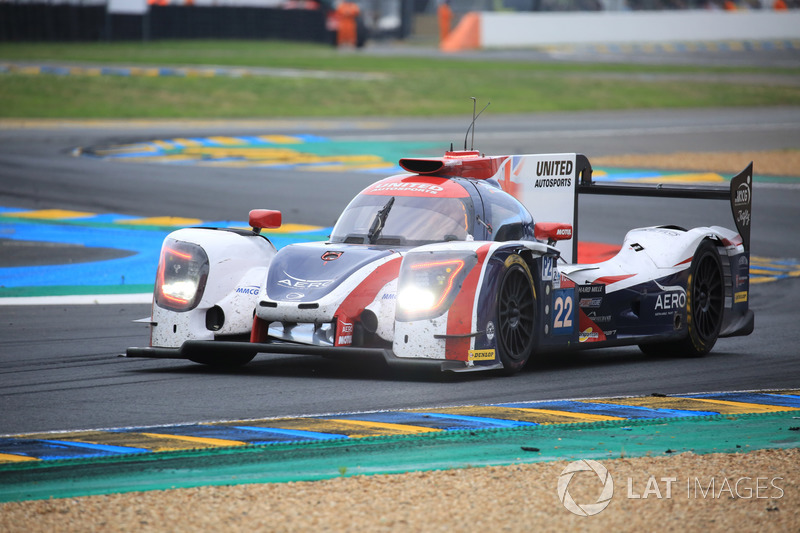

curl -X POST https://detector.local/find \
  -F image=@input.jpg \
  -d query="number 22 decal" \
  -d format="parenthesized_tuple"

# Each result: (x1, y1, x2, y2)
(553, 290, 574, 334)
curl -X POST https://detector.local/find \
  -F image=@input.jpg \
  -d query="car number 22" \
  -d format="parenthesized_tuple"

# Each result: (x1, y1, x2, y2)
(553, 290, 574, 334)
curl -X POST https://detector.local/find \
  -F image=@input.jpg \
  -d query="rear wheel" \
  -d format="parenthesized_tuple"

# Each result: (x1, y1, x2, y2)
(496, 260, 536, 375)
(640, 239, 724, 357)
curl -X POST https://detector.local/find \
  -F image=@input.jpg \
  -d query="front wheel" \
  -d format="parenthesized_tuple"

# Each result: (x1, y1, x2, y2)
(496, 260, 536, 375)
(640, 239, 724, 357)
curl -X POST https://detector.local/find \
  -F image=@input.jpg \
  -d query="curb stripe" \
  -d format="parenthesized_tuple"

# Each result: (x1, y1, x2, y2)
(325, 419, 442, 435)
(0, 453, 38, 463)
(507, 407, 625, 422)
(684, 392, 800, 409)
(499, 400, 718, 419)
(1, 390, 799, 464)
(140, 433, 247, 447)
(233, 426, 348, 441)
(40, 440, 150, 455)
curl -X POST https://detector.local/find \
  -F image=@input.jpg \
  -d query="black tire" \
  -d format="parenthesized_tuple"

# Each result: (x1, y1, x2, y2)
(639, 239, 724, 357)
(496, 260, 536, 375)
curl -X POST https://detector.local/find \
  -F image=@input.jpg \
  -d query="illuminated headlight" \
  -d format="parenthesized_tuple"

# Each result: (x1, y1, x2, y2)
(154, 238, 209, 312)
(396, 252, 477, 321)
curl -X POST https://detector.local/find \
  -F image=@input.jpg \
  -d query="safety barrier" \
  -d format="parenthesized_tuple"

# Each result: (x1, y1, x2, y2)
(0, 3, 329, 42)
(442, 10, 800, 51)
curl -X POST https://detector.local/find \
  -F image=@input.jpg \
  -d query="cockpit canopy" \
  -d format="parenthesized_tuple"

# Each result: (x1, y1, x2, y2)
(330, 174, 537, 246)
(330, 176, 473, 246)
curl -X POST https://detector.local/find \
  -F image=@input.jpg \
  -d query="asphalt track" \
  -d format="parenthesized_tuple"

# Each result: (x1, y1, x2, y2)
(1, 107, 800, 437)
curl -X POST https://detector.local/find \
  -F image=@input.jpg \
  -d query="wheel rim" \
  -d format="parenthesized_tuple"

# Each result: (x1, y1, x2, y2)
(498, 266, 535, 361)
(692, 252, 724, 341)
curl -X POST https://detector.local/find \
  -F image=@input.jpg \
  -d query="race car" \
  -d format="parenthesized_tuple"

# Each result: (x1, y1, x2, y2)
(126, 148, 754, 375)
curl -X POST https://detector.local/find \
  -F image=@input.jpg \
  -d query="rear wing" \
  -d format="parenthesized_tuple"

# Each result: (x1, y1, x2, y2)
(574, 158, 753, 260)
(397, 150, 752, 263)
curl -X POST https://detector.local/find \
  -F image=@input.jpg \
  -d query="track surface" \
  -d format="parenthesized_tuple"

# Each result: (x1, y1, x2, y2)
(1, 107, 799, 435)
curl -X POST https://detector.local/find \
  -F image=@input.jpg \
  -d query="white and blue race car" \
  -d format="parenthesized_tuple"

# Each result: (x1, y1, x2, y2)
(127, 149, 754, 375)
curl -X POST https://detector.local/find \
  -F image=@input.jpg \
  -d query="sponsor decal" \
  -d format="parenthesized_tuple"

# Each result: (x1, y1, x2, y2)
(737, 209, 751, 228)
(534, 177, 572, 188)
(286, 292, 305, 300)
(364, 176, 469, 198)
(235, 285, 260, 296)
(556, 227, 573, 238)
(655, 292, 686, 312)
(579, 327, 601, 343)
(578, 284, 605, 296)
(739, 256, 749, 266)
(654, 280, 686, 315)
(468, 349, 496, 361)
(336, 319, 353, 346)
(578, 326, 600, 342)
(278, 272, 334, 289)
(579, 297, 603, 308)
(734, 182, 750, 207)
(631, 243, 644, 252)
(321, 250, 343, 262)
(370, 181, 444, 195)
(735, 291, 748, 303)
(536, 160, 573, 177)
(382, 293, 396, 300)
(587, 312, 612, 323)
(733, 179, 752, 229)
(485, 321, 495, 341)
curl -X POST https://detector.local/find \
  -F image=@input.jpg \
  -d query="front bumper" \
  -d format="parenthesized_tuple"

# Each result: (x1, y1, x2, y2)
(125, 341, 501, 373)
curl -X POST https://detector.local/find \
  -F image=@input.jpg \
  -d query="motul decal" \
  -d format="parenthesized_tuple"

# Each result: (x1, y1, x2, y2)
(336, 317, 354, 346)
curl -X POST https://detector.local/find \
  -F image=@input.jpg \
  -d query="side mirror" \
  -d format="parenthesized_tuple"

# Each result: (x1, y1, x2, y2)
(249, 209, 282, 233)
(534, 222, 572, 245)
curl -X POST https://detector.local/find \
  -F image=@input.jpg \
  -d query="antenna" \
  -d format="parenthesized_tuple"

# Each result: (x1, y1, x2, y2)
(464, 97, 490, 151)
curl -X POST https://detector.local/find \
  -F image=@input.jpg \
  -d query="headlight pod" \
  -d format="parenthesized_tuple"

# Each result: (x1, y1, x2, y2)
(154, 238, 209, 312)
(396, 251, 478, 321)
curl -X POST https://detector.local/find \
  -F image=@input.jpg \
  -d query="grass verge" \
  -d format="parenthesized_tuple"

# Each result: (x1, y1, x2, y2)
(1, 40, 800, 118)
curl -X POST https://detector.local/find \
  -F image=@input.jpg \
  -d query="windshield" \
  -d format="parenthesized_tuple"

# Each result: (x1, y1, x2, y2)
(331, 193, 473, 246)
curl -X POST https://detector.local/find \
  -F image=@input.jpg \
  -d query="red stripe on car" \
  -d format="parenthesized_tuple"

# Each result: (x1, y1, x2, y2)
(334, 256, 403, 328)
(591, 274, 635, 285)
(445, 244, 492, 361)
